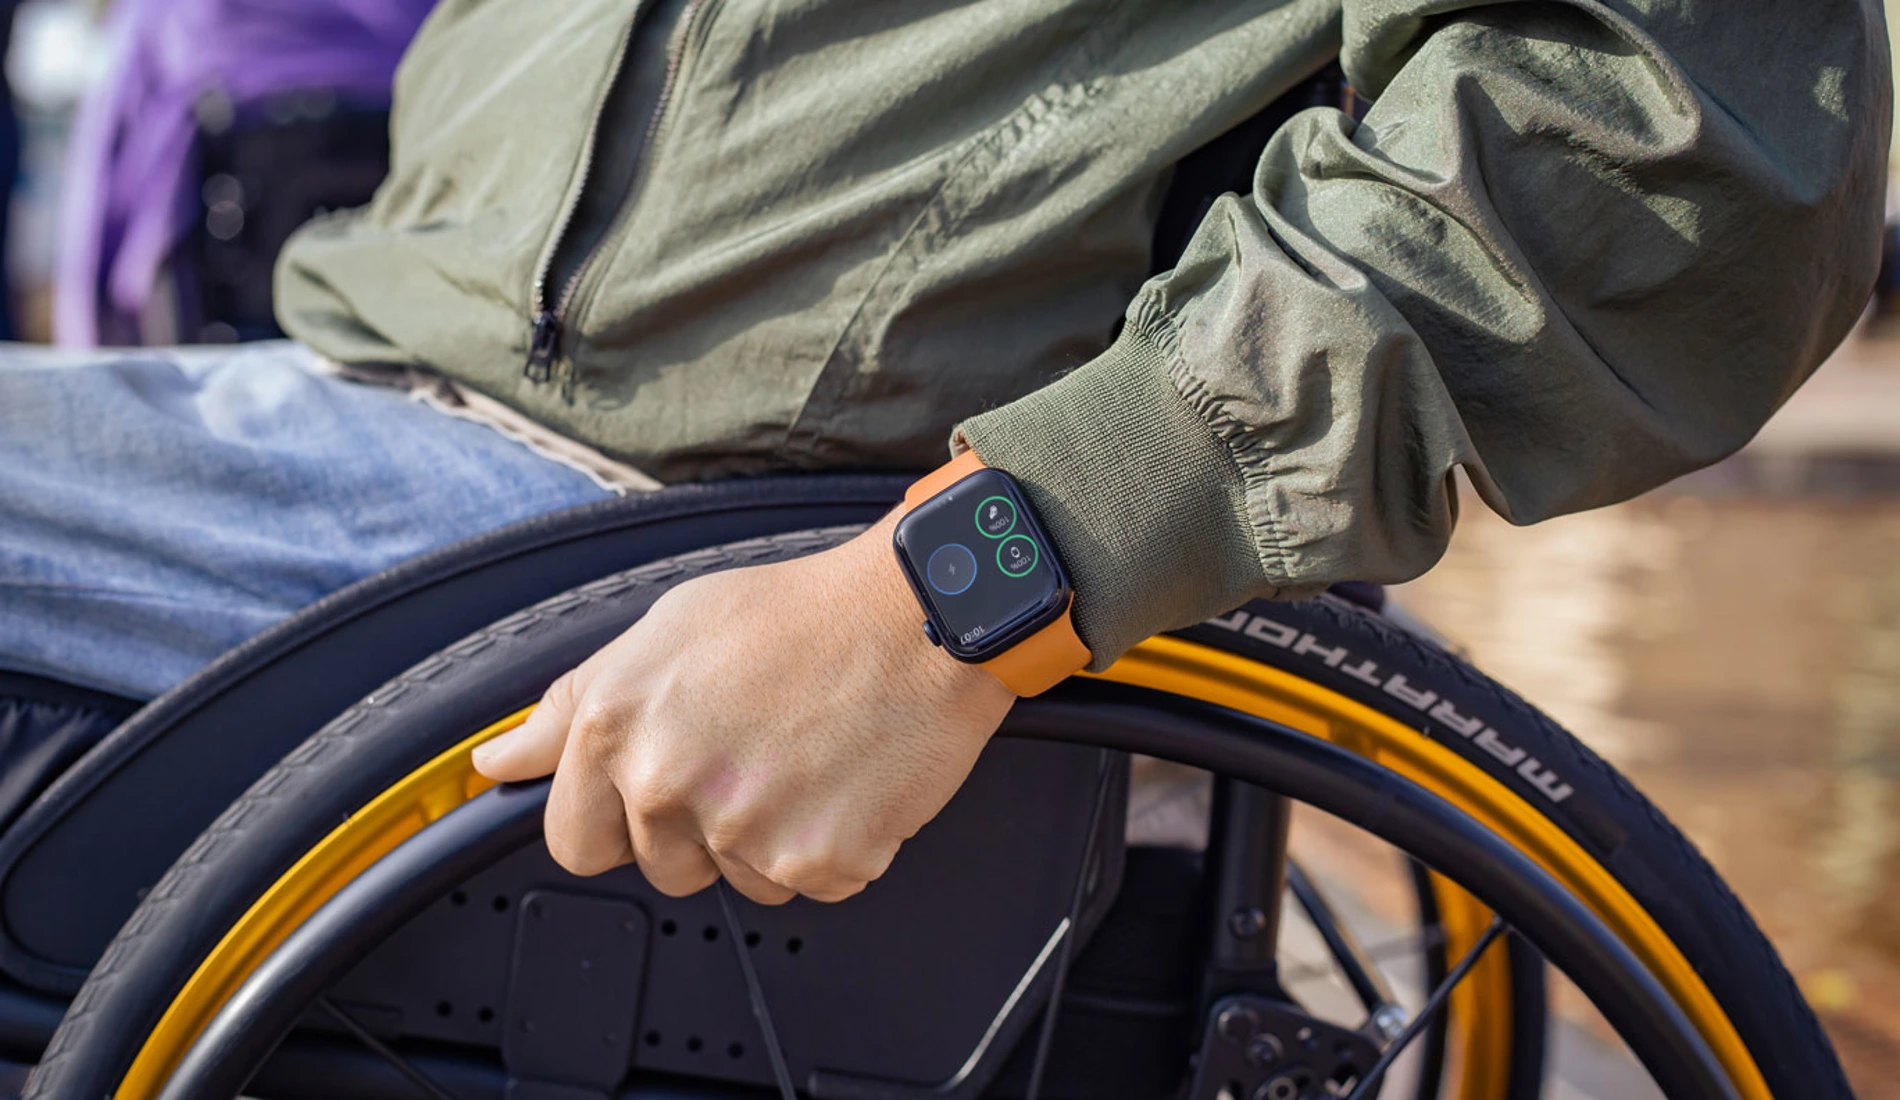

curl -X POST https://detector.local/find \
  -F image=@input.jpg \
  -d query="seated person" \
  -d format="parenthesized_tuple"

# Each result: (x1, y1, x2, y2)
(1, 0, 1888, 904)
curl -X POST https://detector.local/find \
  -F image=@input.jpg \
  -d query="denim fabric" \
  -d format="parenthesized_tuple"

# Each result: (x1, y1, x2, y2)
(0, 340, 613, 699)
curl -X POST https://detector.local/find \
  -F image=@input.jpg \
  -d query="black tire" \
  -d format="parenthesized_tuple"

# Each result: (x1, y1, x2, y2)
(1174, 602, 1849, 1098)
(29, 530, 1845, 1099)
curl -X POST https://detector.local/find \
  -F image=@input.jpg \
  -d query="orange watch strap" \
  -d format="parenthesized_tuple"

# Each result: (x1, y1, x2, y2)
(977, 598, 1091, 697)
(901, 451, 1093, 697)
(902, 449, 987, 509)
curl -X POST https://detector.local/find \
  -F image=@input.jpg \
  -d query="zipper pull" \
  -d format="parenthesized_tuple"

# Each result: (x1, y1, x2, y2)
(524, 311, 559, 383)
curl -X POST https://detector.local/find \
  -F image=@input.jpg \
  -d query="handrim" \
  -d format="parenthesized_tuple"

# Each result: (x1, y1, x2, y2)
(111, 634, 1766, 1099)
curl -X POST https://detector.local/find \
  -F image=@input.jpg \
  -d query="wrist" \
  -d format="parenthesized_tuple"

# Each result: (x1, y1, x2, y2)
(843, 512, 1001, 688)
(887, 455, 1090, 696)
(953, 320, 1265, 667)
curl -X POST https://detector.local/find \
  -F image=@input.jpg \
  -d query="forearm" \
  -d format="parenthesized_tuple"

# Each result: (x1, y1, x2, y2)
(963, 0, 1890, 665)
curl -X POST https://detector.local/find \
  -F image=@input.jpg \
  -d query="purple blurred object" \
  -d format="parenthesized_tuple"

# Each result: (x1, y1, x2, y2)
(54, 0, 435, 346)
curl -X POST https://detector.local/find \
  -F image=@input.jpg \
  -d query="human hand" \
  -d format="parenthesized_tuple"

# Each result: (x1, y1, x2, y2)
(471, 512, 1016, 903)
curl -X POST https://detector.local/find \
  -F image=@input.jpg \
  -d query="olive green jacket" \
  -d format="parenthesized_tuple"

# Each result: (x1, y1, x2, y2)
(277, 0, 1891, 666)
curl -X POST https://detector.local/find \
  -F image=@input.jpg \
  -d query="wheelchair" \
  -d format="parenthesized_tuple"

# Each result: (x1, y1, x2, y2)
(11, 37, 1847, 1099)
(0, 473, 1849, 1100)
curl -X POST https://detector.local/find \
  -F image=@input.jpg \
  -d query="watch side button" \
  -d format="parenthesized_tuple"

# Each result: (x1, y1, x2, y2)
(922, 620, 943, 648)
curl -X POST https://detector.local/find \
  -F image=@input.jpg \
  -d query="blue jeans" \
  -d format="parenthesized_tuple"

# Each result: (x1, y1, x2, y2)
(0, 341, 614, 699)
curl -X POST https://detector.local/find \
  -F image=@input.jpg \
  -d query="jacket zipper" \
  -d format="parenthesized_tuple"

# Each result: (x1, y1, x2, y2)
(525, 0, 715, 398)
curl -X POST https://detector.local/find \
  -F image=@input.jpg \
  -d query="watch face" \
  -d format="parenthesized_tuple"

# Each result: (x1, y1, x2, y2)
(893, 469, 1068, 660)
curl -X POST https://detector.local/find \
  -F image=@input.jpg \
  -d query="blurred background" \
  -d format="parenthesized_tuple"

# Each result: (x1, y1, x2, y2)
(0, 0, 1896, 1096)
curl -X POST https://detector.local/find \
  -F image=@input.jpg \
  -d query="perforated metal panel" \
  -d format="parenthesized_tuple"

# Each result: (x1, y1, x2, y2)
(313, 740, 1127, 1098)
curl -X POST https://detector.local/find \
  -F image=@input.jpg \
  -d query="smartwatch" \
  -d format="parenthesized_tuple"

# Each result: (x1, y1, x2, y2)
(892, 451, 1092, 696)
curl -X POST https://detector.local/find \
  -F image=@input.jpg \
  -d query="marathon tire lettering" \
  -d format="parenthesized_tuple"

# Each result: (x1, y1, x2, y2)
(1339, 658, 1383, 687)
(1205, 609, 1576, 805)
(1428, 699, 1485, 737)
(1291, 634, 1349, 667)
(1244, 614, 1299, 647)
(1383, 675, 1437, 710)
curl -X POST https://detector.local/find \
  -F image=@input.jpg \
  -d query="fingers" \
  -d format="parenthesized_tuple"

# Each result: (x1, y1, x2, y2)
(760, 836, 900, 904)
(473, 667, 587, 782)
(539, 704, 721, 894)
(543, 708, 638, 876)
(709, 849, 798, 906)
(526, 670, 719, 891)
(627, 812, 721, 897)
(505, 598, 918, 903)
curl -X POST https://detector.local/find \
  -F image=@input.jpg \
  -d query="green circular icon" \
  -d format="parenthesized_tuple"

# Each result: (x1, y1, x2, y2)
(974, 495, 1017, 538)
(996, 535, 1038, 577)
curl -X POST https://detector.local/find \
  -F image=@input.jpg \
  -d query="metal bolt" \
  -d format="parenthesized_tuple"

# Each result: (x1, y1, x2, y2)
(1245, 1032, 1284, 1069)
(1216, 1004, 1261, 1043)
(1228, 906, 1270, 938)
(1371, 1003, 1408, 1043)
(1251, 1076, 1301, 1100)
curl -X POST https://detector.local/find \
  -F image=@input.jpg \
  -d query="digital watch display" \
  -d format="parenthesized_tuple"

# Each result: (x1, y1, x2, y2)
(891, 467, 1072, 663)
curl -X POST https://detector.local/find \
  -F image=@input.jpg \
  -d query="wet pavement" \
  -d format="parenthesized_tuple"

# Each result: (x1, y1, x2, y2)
(1395, 487, 1900, 1097)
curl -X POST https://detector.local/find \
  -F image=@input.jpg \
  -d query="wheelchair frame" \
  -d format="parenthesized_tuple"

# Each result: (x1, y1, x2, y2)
(2, 477, 1538, 1099)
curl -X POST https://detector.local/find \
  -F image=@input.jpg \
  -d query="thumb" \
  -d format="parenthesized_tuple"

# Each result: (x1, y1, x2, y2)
(473, 666, 587, 781)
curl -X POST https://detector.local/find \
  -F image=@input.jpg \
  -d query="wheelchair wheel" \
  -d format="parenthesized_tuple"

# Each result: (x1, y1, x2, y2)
(28, 530, 1846, 1100)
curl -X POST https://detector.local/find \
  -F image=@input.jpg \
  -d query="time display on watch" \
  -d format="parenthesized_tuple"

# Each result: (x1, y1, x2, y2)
(892, 468, 1070, 662)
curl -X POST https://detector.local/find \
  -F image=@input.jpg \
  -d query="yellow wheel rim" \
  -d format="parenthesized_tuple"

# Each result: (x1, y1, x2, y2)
(1432, 874, 1515, 1100)
(116, 636, 1770, 1100)
(1091, 637, 1770, 1100)
(115, 708, 526, 1097)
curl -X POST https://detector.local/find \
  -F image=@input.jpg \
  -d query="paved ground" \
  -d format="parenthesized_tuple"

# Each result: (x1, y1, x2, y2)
(1753, 329, 1900, 458)
(1127, 325, 1900, 1098)
(1395, 325, 1900, 1099)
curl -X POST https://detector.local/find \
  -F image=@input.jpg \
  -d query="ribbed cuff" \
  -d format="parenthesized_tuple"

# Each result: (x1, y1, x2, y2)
(956, 318, 1270, 668)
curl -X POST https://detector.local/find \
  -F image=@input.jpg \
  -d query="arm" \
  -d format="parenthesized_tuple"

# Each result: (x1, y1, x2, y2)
(963, 0, 1891, 663)
(477, 0, 1891, 901)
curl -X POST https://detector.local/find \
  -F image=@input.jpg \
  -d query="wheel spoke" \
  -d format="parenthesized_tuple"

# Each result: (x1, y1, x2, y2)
(1277, 928, 1449, 986)
(1344, 916, 1508, 1100)
(1023, 750, 1120, 1100)
(317, 997, 459, 1100)
(1285, 860, 1403, 1032)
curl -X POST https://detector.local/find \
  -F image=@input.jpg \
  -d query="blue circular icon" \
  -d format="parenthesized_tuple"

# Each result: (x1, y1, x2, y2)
(926, 543, 978, 595)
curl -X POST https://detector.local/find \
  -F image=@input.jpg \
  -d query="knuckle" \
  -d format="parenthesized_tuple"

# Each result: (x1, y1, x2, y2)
(765, 853, 825, 892)
(699, 808, 764, 860)
(766, 848, 862, 901)
(622, 761, 686, 817)
(700, 824, 745, 862)
(540, 669, 582, 712)
(570, 701, 626, 757)
(774, 838, 899, 903)
(546, 834, 622, 878)
(733, 877, 796, 906)
(851, 842, 901, 886)
(802, 877, 869, 904)
(647, 863, 720, 899)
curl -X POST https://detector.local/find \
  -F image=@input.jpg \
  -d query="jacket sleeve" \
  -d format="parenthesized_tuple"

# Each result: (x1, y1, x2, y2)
(957, 0, 1891, 667)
